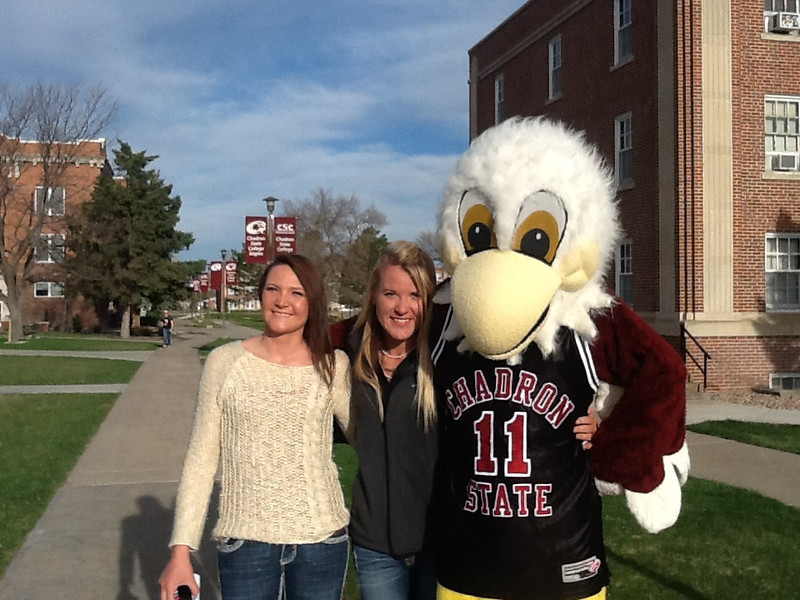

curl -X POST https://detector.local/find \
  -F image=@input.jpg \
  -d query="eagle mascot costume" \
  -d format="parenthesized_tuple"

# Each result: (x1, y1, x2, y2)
(431, 116, 689, 600)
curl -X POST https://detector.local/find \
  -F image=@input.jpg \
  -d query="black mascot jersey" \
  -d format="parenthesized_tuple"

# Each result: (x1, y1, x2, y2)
(432, 305, 610, 600)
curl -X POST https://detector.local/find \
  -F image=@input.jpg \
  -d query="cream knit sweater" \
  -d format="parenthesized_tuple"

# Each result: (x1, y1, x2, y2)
(169, 341, 351, 550)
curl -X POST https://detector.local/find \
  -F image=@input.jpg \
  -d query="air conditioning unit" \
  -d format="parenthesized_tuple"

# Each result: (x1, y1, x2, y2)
(771, 153, 798, 171)
(768, 12, 800, 33)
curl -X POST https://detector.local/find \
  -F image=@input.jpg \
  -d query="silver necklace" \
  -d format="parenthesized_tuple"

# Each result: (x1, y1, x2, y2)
(380, 348, 409, 360)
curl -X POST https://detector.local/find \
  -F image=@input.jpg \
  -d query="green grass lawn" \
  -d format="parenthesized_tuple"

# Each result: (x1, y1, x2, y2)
(0, 356, 142, 385)
(689, 419, 800, 455)
(0, 333, 161, 351)
(0, 393, 116, 577)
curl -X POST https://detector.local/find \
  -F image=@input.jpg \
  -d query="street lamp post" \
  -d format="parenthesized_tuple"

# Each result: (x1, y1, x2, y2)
(220, 248, 227, 327)
(263, 196, 279, 263)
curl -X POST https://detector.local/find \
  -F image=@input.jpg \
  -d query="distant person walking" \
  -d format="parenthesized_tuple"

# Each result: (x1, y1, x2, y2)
(161, 310, 174, 347)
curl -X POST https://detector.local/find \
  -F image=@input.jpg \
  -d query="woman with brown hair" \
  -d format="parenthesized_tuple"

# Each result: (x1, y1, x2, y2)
(160, 254, 351, 600)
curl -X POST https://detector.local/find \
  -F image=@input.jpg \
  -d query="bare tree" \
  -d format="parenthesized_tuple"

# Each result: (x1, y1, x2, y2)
(415, 230, 440, 263)
(282, 188, 387, 302)
(0, 83, 116, 342)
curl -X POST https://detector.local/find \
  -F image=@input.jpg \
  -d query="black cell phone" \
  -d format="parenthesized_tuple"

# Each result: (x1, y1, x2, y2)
(176, 584, 192, 600)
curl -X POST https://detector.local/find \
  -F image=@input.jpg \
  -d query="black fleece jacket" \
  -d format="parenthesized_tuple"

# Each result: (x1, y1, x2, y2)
(340, 323, 439, 558)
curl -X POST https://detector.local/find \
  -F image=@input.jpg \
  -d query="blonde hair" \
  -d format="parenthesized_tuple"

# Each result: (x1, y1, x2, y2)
(353, 241, 437, 429)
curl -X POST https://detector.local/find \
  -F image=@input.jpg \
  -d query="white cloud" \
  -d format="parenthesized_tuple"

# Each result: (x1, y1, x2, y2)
(2, 0, 524, 261)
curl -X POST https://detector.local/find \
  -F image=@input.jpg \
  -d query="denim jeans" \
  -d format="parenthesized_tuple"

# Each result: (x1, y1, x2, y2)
(162, 328, 172, 346)
(217, 530, 349, 600)
(353, 544, 437, 600)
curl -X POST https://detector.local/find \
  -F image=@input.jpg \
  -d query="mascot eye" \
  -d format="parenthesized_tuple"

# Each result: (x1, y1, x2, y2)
(513, 191, 567, 264)
(513, 212, 560, 263)
(459, 190, 497, 256)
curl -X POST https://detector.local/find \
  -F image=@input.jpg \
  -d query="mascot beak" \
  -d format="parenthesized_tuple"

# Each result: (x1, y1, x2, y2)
(451, 250, 561, 359)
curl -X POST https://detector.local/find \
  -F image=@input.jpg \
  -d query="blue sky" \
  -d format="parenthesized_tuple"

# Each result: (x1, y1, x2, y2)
(2, 0, 524, 261)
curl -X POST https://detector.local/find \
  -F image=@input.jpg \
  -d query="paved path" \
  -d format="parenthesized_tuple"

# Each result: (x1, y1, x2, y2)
(0, 324, 798, 599)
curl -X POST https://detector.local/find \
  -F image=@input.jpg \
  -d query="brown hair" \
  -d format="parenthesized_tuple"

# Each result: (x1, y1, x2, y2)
(258, 254, 335, 386)
(353, 241, 437, 428)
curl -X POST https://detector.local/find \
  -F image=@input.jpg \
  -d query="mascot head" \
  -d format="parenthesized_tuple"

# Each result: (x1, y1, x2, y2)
(437, 116, 621, 360)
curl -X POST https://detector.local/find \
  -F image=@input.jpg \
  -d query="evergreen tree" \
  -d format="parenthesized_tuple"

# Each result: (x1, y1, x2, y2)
(65, 142, 193, 337)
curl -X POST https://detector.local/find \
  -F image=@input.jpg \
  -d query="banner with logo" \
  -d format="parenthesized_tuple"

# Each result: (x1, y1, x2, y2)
(244, 215, 297, 262)
(198, 272, 209, 292)
(244, 216, 269, 264)
(225, 260, 238, 286)
(274, 216, 297, 254)
(209, 261, 223, 289)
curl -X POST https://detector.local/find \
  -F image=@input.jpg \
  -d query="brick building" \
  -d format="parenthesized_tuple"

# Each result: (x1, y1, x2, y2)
(1, 137, 111, 332)
(468, 0, 800, 391)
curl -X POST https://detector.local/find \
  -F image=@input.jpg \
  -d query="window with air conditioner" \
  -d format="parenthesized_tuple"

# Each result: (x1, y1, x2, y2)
(765, 233, 800, 311)
(549, 36, 562, 100)
(765, 1, 800, 32)
(495, 75, 505, 124)
(765, 96, 800, 172)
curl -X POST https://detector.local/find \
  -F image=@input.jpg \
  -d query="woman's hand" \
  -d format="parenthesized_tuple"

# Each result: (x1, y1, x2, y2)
(574, 405, 599, 450)
(159, 545, 198, 600)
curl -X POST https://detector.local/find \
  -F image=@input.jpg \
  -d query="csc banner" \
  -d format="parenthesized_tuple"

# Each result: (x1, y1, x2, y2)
(274, 216, 297, 255)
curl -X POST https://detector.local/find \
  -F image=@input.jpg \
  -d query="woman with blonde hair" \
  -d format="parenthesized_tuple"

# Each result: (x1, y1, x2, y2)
(332, 241, 439, 600)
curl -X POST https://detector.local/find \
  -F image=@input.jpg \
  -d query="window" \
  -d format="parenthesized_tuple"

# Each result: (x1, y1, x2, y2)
(495, 75, 505, 124)
(764, 0, 799, 13)
(770, 373, 800, 390)
(616, 240, 634, 305)
(35, 233, 65, 264)
(765, 233, 800, 310)
(34, 186, 66, 216)
(549, 36, 562, 100)
(765, 97, 800, 172)
(614, 0, 633, 64)
(615, 113, 633, 185)
(34, 282, 64, 298)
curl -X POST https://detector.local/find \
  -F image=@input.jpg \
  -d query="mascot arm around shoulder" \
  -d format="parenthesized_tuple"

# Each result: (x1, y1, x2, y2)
(435, 115, 689, 537)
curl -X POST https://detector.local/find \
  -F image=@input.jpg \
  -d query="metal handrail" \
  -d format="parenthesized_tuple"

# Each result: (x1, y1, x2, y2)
(680, 322, 711, 390)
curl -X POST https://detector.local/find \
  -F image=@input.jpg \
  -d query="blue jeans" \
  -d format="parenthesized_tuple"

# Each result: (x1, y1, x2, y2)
(353, 545, 437, 600)
(217, 530, 349, 600)
(162, 328, 172, 346)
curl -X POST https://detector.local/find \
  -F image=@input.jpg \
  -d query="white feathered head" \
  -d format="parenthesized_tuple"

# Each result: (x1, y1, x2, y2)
(436, 116, 621, 360)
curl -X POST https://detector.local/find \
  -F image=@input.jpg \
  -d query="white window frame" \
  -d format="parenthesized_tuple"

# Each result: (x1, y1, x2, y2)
(614, 0, 633, 64)
(34, 281, 64, 298)
(549, 36, 562, 100)
(615, 239, 634, 305)
(770, 372, 800, 391)
(766, 233, 800, 311)
(765, 96, 800, 172)
(35, 233, 65, 264)
(764, 0, 799, 13)
(34, 186, 66, 216)
(615, 113, 633, 185)
(495, 74, 506, 125)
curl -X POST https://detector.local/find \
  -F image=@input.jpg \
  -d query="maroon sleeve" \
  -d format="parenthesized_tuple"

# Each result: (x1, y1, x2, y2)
(588, 300, 687, 493)
(329, 316, 358, 350)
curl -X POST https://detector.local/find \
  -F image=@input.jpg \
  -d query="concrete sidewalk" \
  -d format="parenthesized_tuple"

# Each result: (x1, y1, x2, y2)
(0, 323, 254, 600)
(1, 325, 799, 599)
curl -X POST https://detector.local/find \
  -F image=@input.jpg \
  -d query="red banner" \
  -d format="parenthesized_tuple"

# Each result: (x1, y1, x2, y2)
(225, 261, 238, 286)
(198, 272, 209, 292)
(274, 216, 297, 255)
(209, 262, 223, 290)
(244, 216, 269, 264)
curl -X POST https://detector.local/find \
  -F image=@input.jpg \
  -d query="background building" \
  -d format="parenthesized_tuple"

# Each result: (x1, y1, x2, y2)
(1, 137, 111, 332)
(468, 0, 800, 391)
